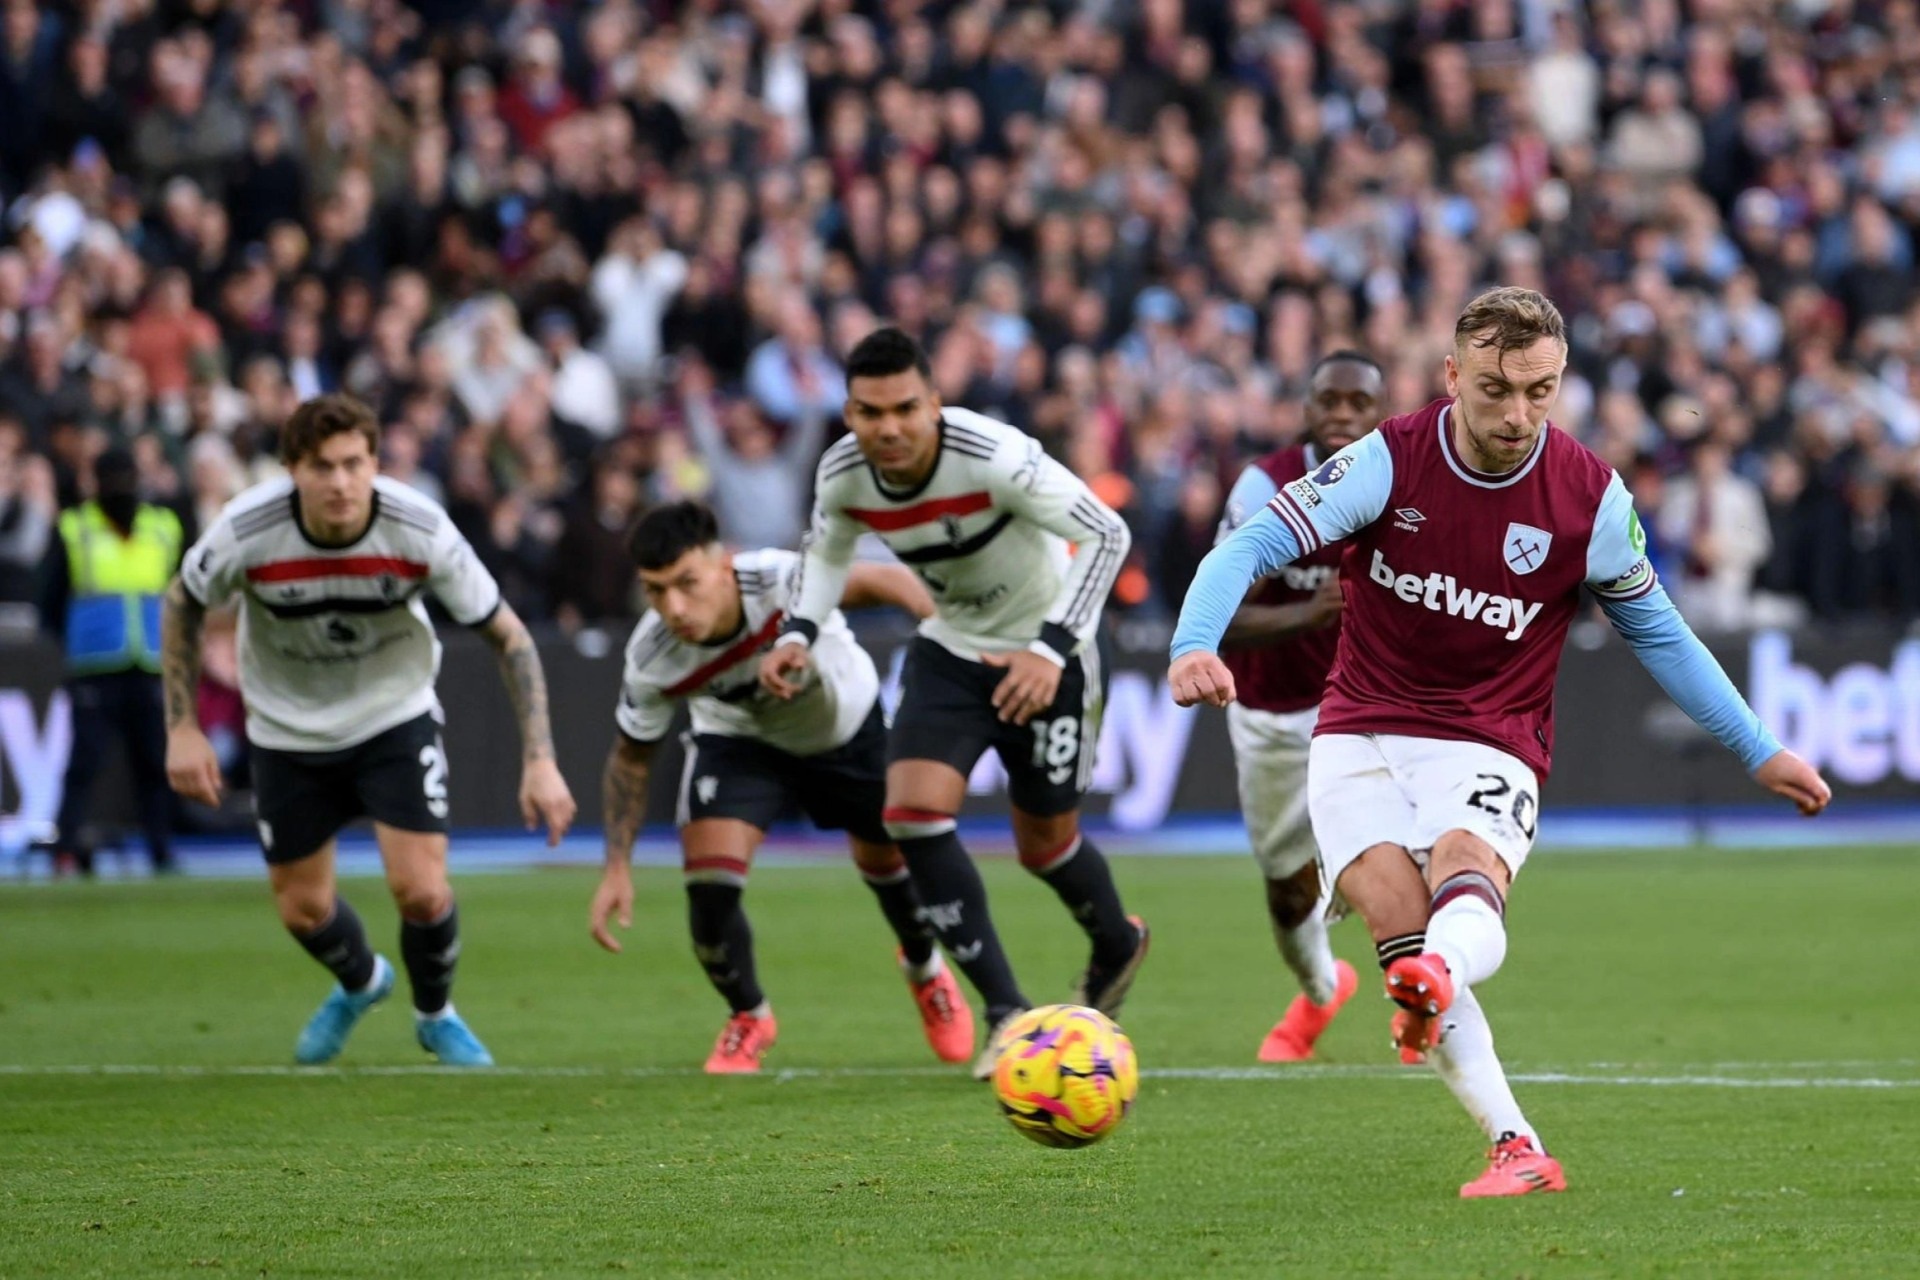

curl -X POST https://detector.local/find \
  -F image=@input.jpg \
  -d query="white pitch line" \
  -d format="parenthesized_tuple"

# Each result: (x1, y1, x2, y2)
(1, 1063, 1916, 1088)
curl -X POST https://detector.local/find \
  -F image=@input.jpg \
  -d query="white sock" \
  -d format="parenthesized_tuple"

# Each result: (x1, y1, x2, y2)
(746, 1001, 772, 1019)
(414, 1002, 454, 1024)
(352, 955, 388, 995)
(904, 950, 945, 984)
(1427, 896, 1507, 987)
(1431, 986, 1538, 1147)
(1273, 911, 1339, 1006)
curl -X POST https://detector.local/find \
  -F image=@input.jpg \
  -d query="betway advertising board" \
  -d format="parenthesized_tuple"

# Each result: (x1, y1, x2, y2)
(4, 625, 1917, 840)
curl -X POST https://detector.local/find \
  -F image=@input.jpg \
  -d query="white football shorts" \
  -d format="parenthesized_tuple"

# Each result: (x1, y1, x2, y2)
(1306, 733, 1540, 889)
(1226, 702, 1321, 880)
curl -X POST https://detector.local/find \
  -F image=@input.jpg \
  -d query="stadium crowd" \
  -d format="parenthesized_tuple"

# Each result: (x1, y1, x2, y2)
(2, 0, 1919, 635)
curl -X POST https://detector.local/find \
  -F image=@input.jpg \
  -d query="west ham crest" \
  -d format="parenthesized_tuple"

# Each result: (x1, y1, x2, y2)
(1503, 523, 1551, 575)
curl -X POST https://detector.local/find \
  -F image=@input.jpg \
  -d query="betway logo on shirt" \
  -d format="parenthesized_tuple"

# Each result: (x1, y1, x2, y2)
(1367, 550, 1544, 641)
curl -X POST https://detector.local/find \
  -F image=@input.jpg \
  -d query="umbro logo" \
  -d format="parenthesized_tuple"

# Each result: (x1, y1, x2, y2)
(1393, 507, 1427, 533)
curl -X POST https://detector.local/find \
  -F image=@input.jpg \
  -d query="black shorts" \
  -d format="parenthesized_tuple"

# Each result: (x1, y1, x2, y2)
(249, 712, 450, 864)
(887, 636, 1107, 817)
(676, 704, 888, 842)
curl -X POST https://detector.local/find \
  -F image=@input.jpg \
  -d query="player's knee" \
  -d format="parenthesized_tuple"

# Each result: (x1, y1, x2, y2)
(275, 890, 334, 934)
(1011, 810, 1079, 872)
(1430, 830, 1509, 889)
(1265, 871, 1319, 928)
(882, 806, 956, 843)
(1015, 830, 1081, 874)
(849, 838, 907, 879)
(389, 877, 451, 923)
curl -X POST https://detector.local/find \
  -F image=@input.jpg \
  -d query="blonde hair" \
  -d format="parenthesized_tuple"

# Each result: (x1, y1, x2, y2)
(1454, 286, 1566, 356)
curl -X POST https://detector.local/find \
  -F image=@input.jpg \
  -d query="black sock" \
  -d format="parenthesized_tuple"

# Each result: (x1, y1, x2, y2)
(292, 899, 377, 992)
(400, 903, 461, 1015)
(896, 830, 1027, 1021)
(862, 867, 937, 968)
(1375, 931, 1426, 971)
(1028, 835, 1137, 967)
(687, 883, 764, 1014)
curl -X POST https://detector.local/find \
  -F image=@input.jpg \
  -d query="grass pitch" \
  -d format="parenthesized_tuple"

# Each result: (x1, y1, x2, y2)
(2, 848, 1916, 1278)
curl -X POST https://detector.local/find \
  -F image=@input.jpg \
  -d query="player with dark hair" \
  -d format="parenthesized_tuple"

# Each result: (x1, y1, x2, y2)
(1170, 288, 1829, 1196)
(164, 392, 577, 1067)
(590, 500, 974, 1073)
(1214, 351, 1384, 1062)
(761, 326, 1146, 1078)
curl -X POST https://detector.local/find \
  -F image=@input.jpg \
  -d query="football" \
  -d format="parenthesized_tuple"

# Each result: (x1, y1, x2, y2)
(990, 1004, 1139, 1148)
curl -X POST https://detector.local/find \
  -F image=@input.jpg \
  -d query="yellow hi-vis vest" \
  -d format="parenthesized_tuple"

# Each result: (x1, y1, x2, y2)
(57, 501, 182, 675)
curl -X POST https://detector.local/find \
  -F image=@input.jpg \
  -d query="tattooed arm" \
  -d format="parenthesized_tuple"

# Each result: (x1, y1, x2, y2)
(161, 577, 223, 805)
(590, 733, 656, 953)
(479, 603, 578, 843)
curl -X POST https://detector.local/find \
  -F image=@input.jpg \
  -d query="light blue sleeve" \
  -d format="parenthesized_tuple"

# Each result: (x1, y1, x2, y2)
(1260, 431, 1395, 557)
(1584, 471, 1780, 770)
(1171, 434, 1393, 660)
(1598, 584, 1783, 772)
(1171, 510, 1304, 660)
(1214, 465, 1279, 545)
(1584, 471, 1657, 600)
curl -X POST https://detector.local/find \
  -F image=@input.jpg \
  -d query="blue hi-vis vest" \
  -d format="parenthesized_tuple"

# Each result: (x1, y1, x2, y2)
(58, 502, 182, 675)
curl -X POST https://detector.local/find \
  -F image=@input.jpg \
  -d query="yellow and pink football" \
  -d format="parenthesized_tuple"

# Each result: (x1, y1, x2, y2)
(991, 1004, 1138, 1148)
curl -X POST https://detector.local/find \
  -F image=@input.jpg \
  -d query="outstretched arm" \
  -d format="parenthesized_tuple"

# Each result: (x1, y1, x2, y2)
(479, 604, 578, 843)
(161, 577, 222, 805)
(1210, 462, 1343, 648)
(1586, 473, 1828, 815)
(1600, 588, 1828, 813)
(590, 732, 656, 953)
(1172, 433, 1393, 680)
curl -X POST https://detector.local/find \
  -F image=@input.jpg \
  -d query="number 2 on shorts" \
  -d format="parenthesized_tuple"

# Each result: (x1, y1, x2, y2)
(420, 740, 450, 819)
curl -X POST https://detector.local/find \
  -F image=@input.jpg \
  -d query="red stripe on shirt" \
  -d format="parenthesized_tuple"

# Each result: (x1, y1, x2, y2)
(246, 556, 431, 583)
(844, 490, 992, 532)
(662, 611, 786, 698)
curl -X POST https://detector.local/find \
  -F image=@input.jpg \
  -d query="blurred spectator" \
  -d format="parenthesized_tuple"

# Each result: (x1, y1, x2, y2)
(0, 412, 54, 625)
(0, 0, 1911, 634)
(548, 450, 641, 631)
(538, 309, 620, 439)
(125, 268, 220, 403)
(130, 43, 246, 202)
(1657, 441, 1772, 631)
(591, 215, 686, 390)
(0, 311, 90, 444)
(679, 357, 825, 553)
(0, 0, 61, 196)
(745, 292, 845, 426)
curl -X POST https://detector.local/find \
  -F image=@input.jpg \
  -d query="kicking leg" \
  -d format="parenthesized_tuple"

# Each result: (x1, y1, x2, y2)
(1334, 842, 1450, 1060)
(273, 840, 393, 1064)
(380, 825, 491, 1067)
(851, 834, 974, 1064)
(682, 818, 777, 1074)
(1424, 830, 1511, 988)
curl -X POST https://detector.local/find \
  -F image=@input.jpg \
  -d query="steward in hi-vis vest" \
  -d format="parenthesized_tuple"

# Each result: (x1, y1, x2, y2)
(42, 447, 183, 875)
